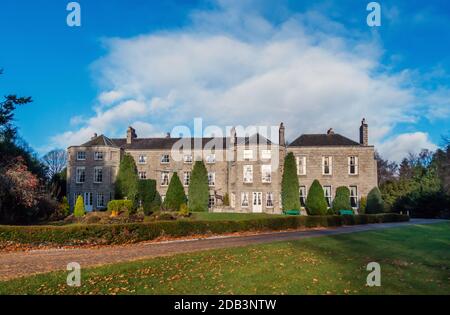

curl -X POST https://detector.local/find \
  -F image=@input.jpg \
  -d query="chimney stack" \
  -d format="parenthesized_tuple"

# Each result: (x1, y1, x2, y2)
(327, 128, 334, 135)
(359, 118, 368, 146)
(230, 127, 237, 146)
(126, 126, 137, 144)
(166, 132, 171, 138)
(279, 123, 285, 146)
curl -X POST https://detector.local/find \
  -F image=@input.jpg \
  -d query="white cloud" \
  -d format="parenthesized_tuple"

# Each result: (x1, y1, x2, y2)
(49, 2, 447, 161)
(377, 132, 438, 162)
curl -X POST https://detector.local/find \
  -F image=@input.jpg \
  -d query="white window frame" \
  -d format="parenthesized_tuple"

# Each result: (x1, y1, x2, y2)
(161, 154, 170, 164)
(350, 186, 358, 209)
(93, 167, 103, 183)
(206, 153, 216, 164)
(183, 171, 191, 187)
(296, 156, 307, 175)
(243, 149, 253, 160)
(261, 165, 272, 183)
(261, 150, 271, 160)
(324, 186, 332, 207)
(138, 155, 147, 164)
(348, 156, 359, 175)
(266, 192, 274, 208)
(77, 151, 86, 161)
(96, 193, 105, 208)
(241, 192, 249, 208)
(161, 171, 170, 186)
(94, 152, 104, 161)
(138, 171, 147, 180)
(208, 172, 216, 187)
(208, 195, 216, 208)
(299, 186, 307, 208)
(322, 156, 333, 175)
(183, 154, 193, 164)
(76, 167, 86, 183)
(243, 165, 253, 183)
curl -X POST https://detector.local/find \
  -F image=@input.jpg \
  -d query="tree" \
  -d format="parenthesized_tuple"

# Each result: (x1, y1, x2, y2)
(60, 196, 70, 217)
(163, 172, 187, 211)
(306, 180, 328, 215)
(115, 153, 139, 205)
(281, 152, 300, 210)
(74, 195, 85, 217)
(138, 179, 157, 215)
(332, 186, 351, 212)
(375, 151, 398, 185)
(366, 187, 384, 214)
(42, 149, 67, 179)
(188, 160, 209, 212)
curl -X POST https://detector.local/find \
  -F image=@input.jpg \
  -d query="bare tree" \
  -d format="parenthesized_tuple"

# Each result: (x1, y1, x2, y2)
(42, 149, 67, 179)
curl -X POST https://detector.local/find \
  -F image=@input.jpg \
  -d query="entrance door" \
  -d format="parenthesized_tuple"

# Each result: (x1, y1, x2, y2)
(252, 192, 262, 213)
(84, 192, 93, 212)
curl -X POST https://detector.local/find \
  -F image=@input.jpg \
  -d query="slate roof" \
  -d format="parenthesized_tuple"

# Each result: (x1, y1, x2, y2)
(81, 135, 118, 147)
(288, 134, 361, 147)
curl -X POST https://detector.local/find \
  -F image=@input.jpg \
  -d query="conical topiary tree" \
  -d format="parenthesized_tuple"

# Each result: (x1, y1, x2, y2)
(366, 187, 384, 214)
(306, 180, 328, 215)
(281, 152, 300, 211)
(138, 179, 157, 215)
(115, 153, 139, 206)
(74, 195, 85, 217)
(163, 172, 187, 211)
(332, 186, 351, 213)
(188, 160, 209, 212)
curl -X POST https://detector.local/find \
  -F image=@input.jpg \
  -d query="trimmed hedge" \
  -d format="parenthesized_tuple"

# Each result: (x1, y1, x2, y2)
(107, 200, 134, 213)
(0, 213, 409, 246)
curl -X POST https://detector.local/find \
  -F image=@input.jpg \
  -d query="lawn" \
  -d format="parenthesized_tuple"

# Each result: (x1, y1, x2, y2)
(1, 222, 449, 295)
(189, 212, 281, 221)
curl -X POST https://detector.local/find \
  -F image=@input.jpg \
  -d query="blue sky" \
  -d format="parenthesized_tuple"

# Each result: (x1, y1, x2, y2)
(0, 0, 449, 161)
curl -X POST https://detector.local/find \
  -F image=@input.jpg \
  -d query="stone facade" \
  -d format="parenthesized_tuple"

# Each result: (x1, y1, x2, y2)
(67, 120, 377, 214)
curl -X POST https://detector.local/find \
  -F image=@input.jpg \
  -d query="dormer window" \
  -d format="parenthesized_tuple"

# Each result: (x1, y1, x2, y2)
(77, 151, 86, 161)
(161, 154, 170, 164)
(94, 152, 104, 161)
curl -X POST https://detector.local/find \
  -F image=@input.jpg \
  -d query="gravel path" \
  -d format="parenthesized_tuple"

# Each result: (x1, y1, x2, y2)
(0, 219, 445, 281)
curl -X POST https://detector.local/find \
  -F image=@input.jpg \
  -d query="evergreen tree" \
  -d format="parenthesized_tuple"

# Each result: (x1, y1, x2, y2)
(306, 180, 328, 215)
(332, 186, 351, 212)
(60, 196, 70, 217)
(74, 195, 85, 217)
(114, 153, 139, 205)
(281, 152, 300, 210)
(366, 187, 384, 214)
(188, 160, 209, 212)
(138, 179, 157, 215)
(163, 172, 187, 211)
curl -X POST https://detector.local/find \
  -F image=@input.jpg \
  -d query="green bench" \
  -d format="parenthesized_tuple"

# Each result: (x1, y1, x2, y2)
(338, 210, 354, 216)
(283, 209, 300, 216)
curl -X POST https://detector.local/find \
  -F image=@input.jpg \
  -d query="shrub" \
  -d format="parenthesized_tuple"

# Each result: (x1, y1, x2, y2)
(0, 213, 409, 246)
(107, 200, 134, 216)
(188, 160, 209, 212)
(281, 152, 300, 211)
(74, 195, 85, 217)
(163, 172, 187, 211)
(60, 196, 70, 217)
(306, 180, 328, 215)
(138, 179, 157, 215)
(114, 154, 139, 206)
(359, 196, 367, 214)
(178, 203, 190, 217)
(366, 187, 384, 214)
(332, 186, 351, 213)
(151, 191, 162, 213)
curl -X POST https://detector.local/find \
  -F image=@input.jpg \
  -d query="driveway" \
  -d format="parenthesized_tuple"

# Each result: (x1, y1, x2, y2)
(0, 219, 445, 281)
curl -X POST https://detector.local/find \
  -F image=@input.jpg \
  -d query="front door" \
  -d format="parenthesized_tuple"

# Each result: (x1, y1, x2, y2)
(84, 192, 93, 212)
(252, 192, 262, 213)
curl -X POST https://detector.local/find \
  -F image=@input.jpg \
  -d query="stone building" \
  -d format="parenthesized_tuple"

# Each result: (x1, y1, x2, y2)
(67, 119, 377, 214)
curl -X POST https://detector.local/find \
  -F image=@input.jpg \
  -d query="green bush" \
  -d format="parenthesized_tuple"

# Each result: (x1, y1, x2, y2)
(115, 154, 139, 206)
(74, 195, 85, 217)
(138, 179, 157, 215)
(0, 213, 409, 246)
(151, 191, 162, 212)
(188, 160, 209, 212)
(281, 152, 300, 211)
(107, 200, 134, 214)
(306, 180, 328, 215)
(359, 196, 367, 214)
(60, 196, 70, 217)
(178, 203, 190, 217)
(366, 187, 384, 214)
(163, 172, 187, 211)
(332, 186, 351, 213)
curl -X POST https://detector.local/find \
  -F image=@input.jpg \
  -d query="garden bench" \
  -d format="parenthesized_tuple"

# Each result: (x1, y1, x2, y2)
(338, 210, 354, 216)
(283, 209, 300, 216)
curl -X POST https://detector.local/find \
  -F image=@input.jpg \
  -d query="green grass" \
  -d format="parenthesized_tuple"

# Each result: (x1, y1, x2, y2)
(189, 212, 280, 221)
(1, 222, 449, 295)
